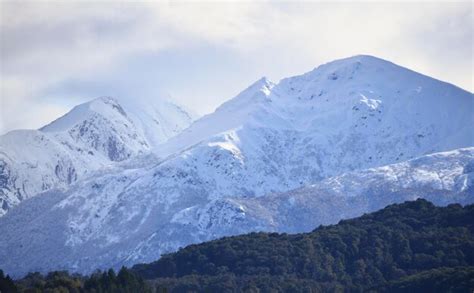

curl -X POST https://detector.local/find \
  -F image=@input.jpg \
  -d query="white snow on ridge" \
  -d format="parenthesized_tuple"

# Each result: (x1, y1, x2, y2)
(175, 147, 474, 235)
(160, 55, 473, 160)
(0, 96, 194, 216)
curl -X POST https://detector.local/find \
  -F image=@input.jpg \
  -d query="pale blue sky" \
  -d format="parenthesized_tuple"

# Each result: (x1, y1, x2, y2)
(1, 1, 472, 134)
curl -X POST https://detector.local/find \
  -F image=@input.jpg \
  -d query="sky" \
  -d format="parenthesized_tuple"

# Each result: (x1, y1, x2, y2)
(1, 1, 473, 134)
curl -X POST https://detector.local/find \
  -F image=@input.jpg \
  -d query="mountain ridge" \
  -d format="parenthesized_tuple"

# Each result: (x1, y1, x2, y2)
(0, 55, 472, 276)
(0, 96, 194, 216)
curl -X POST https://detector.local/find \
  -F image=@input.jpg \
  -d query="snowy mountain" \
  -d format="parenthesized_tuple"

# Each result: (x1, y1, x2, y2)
(0, 96, 194, 216)
(0, 148, 472, 277)
(0, 55, 472, 276)
(177, 147, 474, 236)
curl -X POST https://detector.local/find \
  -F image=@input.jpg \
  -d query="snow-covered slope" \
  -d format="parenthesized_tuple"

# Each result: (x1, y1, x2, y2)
(160, 55, 472, 160)
(0, 97, 194, 216)
(0, 55, 472, 276)
(179, 147, 474, 236)
(0, 148, 472, 277)
(152, 56, 473, 202)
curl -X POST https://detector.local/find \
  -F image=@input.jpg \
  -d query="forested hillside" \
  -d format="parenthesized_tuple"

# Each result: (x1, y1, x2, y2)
(1, 199, 473, 292)
(133, 199, 474, 292)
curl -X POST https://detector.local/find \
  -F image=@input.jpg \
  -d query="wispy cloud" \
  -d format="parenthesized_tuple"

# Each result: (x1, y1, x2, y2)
(1, 1, 472, 134)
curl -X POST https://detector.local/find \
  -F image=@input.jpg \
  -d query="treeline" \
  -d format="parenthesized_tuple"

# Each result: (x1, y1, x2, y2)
(0, 267, 151, 293)
(147, 266, 474, 292)
(2, 199, 473, 292)
(132, 199, 474, 292)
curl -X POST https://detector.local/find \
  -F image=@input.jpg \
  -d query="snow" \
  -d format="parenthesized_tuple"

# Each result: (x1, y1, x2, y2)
(0, 147, 472, 277)
(0, 55, 472, 276)
(0, 96, 194, 216)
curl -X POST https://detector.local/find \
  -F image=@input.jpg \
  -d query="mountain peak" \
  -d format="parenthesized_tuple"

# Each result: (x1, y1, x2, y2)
(214, 77, 275, 113)
(89, 96, 122, 109)
(253, 76, 273, 87)
(319, 54, 392, 68)
(305, 54, 395, 80)
(40, 96, 128, 133)
(88, 96, 128, 117)
(0, 94, 195, 216)
(238, 76, 275, 97)
(338, 54, 386, 62)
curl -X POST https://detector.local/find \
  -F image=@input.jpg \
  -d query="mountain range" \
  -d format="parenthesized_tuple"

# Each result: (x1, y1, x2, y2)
(0, 97, 194, 216)
(0, 55, 472, 277)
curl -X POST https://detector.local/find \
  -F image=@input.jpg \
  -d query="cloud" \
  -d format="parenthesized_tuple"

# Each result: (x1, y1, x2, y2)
(1, 1, 472, 134)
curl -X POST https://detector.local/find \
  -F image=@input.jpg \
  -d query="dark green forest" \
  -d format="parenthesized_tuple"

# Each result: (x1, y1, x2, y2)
(135, 199, 474, 292)
(0, 267, 150, 293)
(1, 199, 473, 292)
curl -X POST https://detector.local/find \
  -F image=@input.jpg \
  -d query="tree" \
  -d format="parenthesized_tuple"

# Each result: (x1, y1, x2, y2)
(0, 269, 18, 293)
